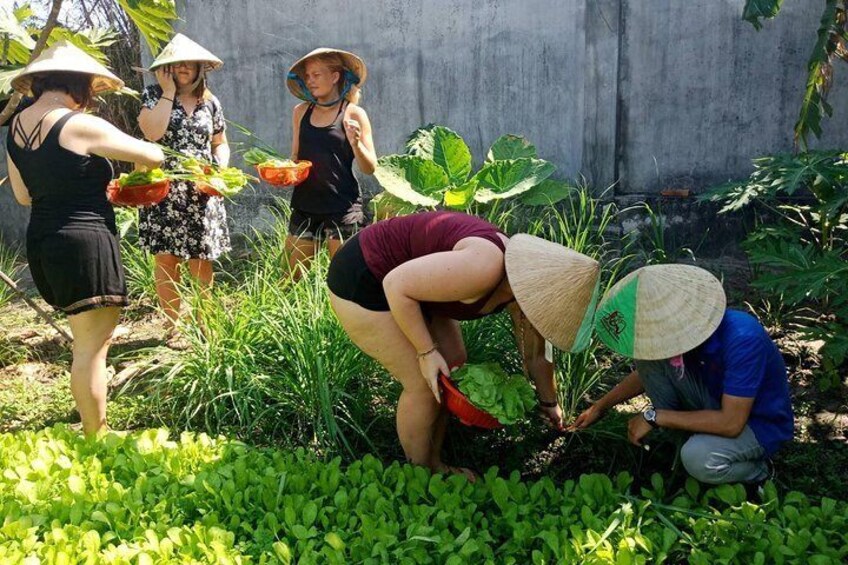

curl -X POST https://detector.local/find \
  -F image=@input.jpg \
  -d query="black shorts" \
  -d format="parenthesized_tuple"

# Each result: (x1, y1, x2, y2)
(27, 226, 128, 316)
(288, 203, 364, 241)
(326, 233, 390, 311)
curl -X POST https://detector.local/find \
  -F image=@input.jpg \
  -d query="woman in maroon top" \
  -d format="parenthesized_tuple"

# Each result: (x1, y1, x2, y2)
(327, 211, 600, 479)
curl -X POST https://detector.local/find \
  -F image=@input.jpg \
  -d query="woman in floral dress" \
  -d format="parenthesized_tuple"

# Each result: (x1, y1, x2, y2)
(137, 34, 230, 342)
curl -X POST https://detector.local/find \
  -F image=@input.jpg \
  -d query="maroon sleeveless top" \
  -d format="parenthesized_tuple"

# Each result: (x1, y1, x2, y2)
(358, 211, 509, 320)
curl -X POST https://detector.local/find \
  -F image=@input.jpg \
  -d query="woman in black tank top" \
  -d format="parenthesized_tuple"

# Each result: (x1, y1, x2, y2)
(284, 48, 378, 279)
(5, 42, 164, 437)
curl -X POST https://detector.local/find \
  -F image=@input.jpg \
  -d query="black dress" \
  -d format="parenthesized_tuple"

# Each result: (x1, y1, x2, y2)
(6, 110, 128, 315)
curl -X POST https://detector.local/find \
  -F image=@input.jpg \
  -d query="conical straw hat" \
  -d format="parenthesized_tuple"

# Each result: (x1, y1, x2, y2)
(149, 33, 223, 71)
(287, 47, 367, 101)
(594, 264, 726, 360)
(505, 234, 601, 353)
(12, 40, 124, 95)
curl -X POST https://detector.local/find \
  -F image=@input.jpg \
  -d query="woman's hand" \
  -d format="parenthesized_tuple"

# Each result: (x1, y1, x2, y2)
(539, 403, 564, 431)
(155, 65, 176, 97)
(344, 118, 362, 145)
(418, 349, 449, 403)
(568, 403, 604, 431)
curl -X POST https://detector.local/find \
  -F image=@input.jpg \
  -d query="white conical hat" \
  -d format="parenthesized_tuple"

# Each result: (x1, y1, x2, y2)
(594, 264, 726, 360)
(287, 47, 367, 101)
(505, 234, 601, 353)
(11, 40, 124, 95)
(149, 33, 222, 71)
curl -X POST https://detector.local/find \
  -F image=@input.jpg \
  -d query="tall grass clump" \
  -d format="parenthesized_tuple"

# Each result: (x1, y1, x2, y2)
(0, 236, 23, 309)
(139, 207, 391, 459)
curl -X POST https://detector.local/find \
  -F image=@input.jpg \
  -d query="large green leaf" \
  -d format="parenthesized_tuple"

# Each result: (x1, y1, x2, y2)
(519, 179, 575, 206)
(443, 180, 478, 209)
(118, 0, 178, 54)
(0, 65, 24, 100)
(404, 125, 472, 184)
(404, 123, 437, 155)
(486, 134, 537, 162)
(793, 0, 845, 149)
(742, 0, 784, 30)
(373, 155, 447, 207)
(369, 191, 420, 220)
(48, 28, 120, 64)
(0, 4, 35, 50)
(472, 158, 555, 203)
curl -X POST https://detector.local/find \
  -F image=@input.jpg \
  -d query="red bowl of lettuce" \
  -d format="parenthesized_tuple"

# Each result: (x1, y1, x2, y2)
(439, 363, 537, 429)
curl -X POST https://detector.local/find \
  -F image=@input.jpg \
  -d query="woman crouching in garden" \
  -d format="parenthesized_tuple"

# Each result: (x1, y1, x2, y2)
(327, 211, 599, 479)
(6, 42, 164, 435)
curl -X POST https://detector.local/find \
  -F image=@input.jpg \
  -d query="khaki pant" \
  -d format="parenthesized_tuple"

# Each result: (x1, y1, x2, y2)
(635, 359, 769, 484)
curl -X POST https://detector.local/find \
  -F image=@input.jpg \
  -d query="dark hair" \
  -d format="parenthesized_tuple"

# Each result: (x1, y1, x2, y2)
(30, 72, 94, 108)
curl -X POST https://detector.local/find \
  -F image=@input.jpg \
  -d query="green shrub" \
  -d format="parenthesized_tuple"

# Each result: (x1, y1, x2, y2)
(705, 150, 848, 379)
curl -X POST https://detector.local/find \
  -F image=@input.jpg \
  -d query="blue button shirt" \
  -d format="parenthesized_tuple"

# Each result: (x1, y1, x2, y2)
(684, 309, 794, 455)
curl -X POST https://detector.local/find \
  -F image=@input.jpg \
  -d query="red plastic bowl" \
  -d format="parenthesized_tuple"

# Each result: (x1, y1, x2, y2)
(439, 373, 503, 430)
(256, 160, 311, 187)
(195, 181, 222, 197)
(107, 179, 170, 207)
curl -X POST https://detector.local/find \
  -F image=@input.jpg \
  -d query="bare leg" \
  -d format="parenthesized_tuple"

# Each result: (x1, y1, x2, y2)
(154, 253, 182, 330)
(187, 258, 214, 289)
(68, 306, 121, 436)
(285, 235, 317, 281)
(426, 316, 473, 478)
(330, 292, 441, 467)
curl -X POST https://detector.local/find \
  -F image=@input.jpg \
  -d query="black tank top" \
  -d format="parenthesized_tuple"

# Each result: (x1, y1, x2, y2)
(6, 110, 115, 238)
(291, 102, 360, 214)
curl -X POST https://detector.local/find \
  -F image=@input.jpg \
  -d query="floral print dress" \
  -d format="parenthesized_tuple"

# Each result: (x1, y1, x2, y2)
(138, 85, 231, 260)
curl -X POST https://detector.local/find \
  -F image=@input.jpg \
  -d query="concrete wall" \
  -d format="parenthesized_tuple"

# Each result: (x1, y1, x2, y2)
(2, 0, 847, 248)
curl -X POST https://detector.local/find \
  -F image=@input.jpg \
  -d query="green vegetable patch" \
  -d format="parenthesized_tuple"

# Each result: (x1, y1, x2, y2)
(1, 425, 846, 564)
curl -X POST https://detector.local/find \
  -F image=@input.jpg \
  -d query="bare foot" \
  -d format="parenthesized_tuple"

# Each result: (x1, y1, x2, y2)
(164, 328, 189, 350)
(435, 463, 478, 483)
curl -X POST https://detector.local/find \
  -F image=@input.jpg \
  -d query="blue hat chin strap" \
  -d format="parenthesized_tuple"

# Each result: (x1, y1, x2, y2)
(287, 70, 360, 107)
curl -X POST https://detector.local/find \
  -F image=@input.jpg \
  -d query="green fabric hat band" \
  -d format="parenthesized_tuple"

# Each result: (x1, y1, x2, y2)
(594, 276, 638, 357)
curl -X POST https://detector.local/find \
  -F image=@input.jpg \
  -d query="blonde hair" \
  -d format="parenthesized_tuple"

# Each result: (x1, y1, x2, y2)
(305, 53, 361, 104)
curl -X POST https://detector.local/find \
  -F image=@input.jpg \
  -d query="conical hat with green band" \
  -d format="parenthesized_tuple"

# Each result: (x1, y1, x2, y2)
(505, 234, 601, 353)
(594, 264, 726, 360)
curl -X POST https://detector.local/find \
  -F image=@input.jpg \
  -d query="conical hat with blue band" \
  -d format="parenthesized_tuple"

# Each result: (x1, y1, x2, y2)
(504, 234, 601, 353)
(287, 48, 367, 101)
(594, 264, 726, 360)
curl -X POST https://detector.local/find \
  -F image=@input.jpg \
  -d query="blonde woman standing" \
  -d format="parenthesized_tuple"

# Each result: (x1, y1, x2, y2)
(285, 48, 377, 278)
(137, 34, 230, 341)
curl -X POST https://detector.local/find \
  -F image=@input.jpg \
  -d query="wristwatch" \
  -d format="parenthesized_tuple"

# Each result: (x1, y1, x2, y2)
(642, 406, 659, 429)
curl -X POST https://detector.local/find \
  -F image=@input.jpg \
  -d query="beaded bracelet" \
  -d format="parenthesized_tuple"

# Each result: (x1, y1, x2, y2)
(416, 344, 438, 359)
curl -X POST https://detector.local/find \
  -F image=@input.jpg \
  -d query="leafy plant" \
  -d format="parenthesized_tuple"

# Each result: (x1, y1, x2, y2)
(138, 209, 389, 459)
(2, 425, 848, 563)
(0, 235, 22, 309)
(705, 150, 848, 374)
(451, 363, 537, 425)
(742, 0, 848, 149)
(0, 1, 176, 106)
(371, 124, 572, 217)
